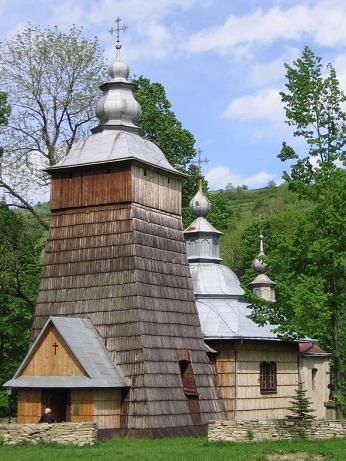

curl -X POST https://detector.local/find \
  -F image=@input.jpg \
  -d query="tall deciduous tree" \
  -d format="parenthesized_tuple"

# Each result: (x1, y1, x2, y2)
(0, 25, 105, 228)
(241, 47, 346, 405)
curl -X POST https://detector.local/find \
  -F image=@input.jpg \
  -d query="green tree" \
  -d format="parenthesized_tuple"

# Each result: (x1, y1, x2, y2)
(0, 204, 44, 416)
(238, 47, 346, 405)
(289, 382, 316, 420)
(0, 24, 105, 229)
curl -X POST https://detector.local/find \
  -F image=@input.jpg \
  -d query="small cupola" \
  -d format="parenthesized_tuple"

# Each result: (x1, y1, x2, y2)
(250, 232, 276, 302)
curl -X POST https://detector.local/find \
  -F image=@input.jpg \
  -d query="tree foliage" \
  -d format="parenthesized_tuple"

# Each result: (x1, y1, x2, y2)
(234, 47, 346, 407)
(0, 24, 105, 226)
(0, 204, 44, 416)
(289, 382, 316, 420)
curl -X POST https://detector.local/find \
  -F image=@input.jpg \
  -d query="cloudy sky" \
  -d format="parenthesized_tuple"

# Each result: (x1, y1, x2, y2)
(1, 0, 345, 189)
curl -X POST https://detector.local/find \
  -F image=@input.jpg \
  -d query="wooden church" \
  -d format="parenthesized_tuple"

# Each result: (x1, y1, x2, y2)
(4, 24, 332, 434)
(4, 34, 225, 436)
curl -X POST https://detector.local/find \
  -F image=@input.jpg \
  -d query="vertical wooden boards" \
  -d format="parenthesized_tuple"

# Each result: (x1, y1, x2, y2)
(208, 340, 299, 421)
(131, 165, 182, 215)
(69, 390, 93, 422)
(17, 389, 41, 424)
(50, 166, 131, 210)
(93, 389, 122, 429)
(21, 325, 85, 377)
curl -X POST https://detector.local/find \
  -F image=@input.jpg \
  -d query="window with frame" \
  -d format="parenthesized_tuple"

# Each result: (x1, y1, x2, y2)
(260, 361, 277, 393)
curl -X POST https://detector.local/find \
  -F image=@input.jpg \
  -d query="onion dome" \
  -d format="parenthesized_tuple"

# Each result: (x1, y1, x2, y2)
(189, 176, 211, 217)
(250, 232, 276, 302)
(252, 233, 267, 273)
(94, 33, 141, 133)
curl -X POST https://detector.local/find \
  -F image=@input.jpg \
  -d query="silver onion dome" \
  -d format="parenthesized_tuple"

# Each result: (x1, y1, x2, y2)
(95, 46, 141, 131)
(252, 233, 267, 273)
(189, 177, 211, 216)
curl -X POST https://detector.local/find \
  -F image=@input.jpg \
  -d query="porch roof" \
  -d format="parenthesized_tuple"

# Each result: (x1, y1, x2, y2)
(4, 317, 130, 389)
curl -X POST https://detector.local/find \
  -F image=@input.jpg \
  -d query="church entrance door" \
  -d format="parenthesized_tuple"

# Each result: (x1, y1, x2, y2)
(41, 389, 69, 422)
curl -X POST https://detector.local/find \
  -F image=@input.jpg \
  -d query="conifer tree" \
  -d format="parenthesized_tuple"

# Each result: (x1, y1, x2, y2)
(289, 382, 316, 420)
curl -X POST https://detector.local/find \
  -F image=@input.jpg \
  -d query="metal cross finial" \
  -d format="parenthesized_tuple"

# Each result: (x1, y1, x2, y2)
(109, 17, 128, 49)
(192, 149, 209, 175)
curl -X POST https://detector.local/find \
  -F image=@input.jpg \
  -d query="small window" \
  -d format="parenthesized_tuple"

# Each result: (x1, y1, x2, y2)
(167, 177, 170, 184)
(68, 173, 73, 179)
(179, 360, 198, 397)
(312, 368, 318, 391)
(143, 169, 147, 176)
(260, 361, 277, 393)
(73, 400, 80, 416)
(106, 169, 111, 174)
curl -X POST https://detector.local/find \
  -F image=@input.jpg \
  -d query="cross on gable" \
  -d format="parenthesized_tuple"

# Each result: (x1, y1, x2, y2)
(52, 342, 59, 355)
(192, 149, 209, 175)
(109, 17, 128, 46)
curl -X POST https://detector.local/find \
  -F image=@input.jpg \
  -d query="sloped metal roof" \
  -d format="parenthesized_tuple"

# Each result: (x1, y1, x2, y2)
(184, 216, 222, 234)
(48, 129, 181, 176)
(4, 317, 130, 389)
(189, 263, 244, 297)
(196, 297, 278, 340)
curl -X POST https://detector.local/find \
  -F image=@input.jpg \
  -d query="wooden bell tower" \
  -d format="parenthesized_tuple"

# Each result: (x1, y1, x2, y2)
(12, 28, 225, 436)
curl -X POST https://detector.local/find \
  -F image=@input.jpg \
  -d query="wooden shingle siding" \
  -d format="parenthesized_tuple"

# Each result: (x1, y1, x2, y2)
(30, 164, 225, 431)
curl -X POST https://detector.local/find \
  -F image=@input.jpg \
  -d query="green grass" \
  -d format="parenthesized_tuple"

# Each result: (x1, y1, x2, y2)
(0, 437, 345, 461)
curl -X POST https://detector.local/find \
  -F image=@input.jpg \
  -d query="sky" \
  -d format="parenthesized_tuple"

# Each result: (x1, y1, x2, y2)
(0, 0, 345, 190)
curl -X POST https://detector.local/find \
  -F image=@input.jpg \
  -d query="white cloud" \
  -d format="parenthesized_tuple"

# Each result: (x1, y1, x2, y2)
(185, 1, 346, 55)
(223, 87, 283, 122)
(247, 47, 299, 88)
(206, 166, 275, 189)
(334, 53, 346, 91)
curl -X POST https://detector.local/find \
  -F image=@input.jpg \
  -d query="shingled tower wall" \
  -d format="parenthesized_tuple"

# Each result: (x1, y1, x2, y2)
(30, 38, 225, 435)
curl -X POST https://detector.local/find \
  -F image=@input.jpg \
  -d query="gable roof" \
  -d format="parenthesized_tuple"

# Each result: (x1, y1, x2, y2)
(4, 317, 130, 389)
(299, 342, 331, 357)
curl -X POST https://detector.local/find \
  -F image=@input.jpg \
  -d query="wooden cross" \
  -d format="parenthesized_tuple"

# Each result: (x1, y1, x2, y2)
(192, 149, 209, 174)
(109, 17, 128, 45)
(52, 342, 59, 355)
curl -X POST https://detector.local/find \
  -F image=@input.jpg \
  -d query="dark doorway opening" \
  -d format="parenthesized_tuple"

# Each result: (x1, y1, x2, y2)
(41, 389, 69, 422)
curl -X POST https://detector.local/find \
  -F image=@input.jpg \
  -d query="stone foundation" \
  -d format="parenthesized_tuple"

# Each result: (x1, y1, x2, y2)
(0, 422, 97, 445)
(208, 419, 346, 442)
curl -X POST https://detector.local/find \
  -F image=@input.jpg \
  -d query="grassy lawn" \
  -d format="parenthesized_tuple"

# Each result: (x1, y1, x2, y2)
(0, 437, 345, 461)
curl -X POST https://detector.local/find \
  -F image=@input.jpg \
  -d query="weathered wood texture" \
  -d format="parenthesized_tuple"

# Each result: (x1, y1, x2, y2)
(17, 389, 42, 424)
(50, 165, 181, 215)
(21, 325, 85, 377)
(31, 168, 225, 431)
(208, 341, 299, 420)
(300, 356, 329, 418)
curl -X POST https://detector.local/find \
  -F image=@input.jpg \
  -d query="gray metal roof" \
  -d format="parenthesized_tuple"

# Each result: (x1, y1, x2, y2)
(48, 129, 180, 175)
(4, 317, 130, 389)
(184, 216, 222, 234)
(196, 297, 278, 340)
(189, 262, 244, 297)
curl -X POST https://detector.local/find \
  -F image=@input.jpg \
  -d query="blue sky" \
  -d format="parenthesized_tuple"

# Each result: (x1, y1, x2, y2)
(0, 0, 345, 189)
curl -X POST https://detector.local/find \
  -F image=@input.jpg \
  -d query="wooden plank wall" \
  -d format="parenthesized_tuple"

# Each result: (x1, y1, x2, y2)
(50, 167, 131, 210)
(17, 389, 42, 424)
(21, 326, 85, 377)
(236, 342, 299, 420)
(208, 341, 299, 420)
(132, 165, 181, 215)
(69, 390, 93, 423)
(93, 389, 122, 429)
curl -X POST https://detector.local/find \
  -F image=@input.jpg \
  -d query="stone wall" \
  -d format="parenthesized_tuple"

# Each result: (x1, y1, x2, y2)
(208, 419, 346, 442)
(0, 422, 97, 445)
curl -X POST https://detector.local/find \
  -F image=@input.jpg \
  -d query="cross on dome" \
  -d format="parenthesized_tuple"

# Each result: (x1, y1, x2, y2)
(109, 17, 128, 52)
(192, 149, 209, 176)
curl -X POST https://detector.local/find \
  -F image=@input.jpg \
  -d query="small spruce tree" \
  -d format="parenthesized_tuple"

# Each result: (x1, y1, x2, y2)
(288, 382, 316, 419)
